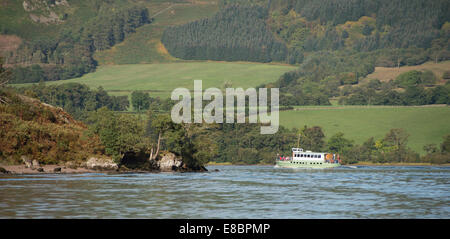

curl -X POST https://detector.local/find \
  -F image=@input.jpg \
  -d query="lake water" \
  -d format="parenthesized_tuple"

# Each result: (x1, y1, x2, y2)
(0, 165, 449, 218)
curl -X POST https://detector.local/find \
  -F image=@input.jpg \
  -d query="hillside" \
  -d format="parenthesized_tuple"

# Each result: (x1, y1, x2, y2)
(1, 0, 153, 84)
(0, 89, 104, 165)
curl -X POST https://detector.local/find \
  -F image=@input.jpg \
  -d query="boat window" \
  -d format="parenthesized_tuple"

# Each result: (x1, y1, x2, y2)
(319, 155, 322, 158)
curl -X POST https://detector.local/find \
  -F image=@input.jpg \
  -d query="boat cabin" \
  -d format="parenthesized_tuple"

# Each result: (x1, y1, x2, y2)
(291, 148, 335, 163)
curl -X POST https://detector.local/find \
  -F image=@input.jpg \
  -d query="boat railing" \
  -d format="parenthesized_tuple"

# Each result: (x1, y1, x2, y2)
(277, 156, 289, 161)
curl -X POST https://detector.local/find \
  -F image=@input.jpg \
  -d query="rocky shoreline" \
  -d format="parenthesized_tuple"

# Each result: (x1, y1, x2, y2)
(0, 164, 100, 174)
(0, 152, 209, 175)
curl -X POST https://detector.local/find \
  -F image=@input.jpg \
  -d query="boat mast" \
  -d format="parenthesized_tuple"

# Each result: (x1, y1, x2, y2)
(297, 126, 306, 148)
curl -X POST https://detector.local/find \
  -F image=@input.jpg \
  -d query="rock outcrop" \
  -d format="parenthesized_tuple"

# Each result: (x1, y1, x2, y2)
(86, 157, 118, 171)
(148, 152, 207, 172)
(23, 0, 70, 25)
(21, 156, 32, 168)
(21, 156, 41, 169)
(156, 152, 184, 172)
(32, 160, 40, 168)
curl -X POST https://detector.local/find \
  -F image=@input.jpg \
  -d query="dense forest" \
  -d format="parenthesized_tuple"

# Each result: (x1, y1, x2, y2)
(162, 5, 287, 62)
(163, 0, 449, 63)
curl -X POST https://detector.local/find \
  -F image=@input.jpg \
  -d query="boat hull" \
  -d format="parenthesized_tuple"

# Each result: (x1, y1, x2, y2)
(276, 160, 340, 169)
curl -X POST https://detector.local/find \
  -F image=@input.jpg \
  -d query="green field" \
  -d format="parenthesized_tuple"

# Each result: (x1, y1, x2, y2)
(27, 62, 296, 98)
(279, 105, 450, 154)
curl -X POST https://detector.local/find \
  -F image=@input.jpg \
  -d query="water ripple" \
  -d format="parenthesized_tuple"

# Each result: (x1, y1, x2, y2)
(0, 165, 449, 218)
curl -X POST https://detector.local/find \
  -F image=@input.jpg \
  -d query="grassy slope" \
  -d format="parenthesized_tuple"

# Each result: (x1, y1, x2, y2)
(279, 105, 450, 154)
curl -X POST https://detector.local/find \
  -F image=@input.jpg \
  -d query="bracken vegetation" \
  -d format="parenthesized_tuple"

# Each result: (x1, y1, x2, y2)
(0, 89, 104, 165)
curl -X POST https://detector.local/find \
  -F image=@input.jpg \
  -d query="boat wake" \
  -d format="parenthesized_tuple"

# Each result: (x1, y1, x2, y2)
(342, 165, 358, 169)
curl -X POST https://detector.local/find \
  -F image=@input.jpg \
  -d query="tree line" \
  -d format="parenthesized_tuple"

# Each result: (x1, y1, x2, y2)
(18, 83, 129, 120)
(86, 110, 450, 165)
